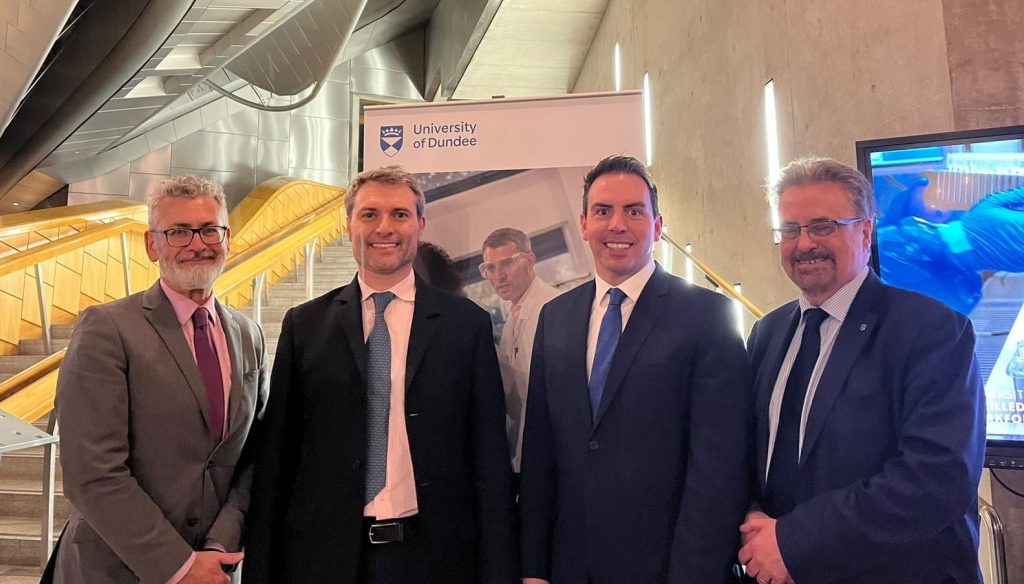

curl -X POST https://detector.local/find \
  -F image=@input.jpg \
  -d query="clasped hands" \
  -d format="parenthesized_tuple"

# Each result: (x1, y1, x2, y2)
(738, 511, 793, 584)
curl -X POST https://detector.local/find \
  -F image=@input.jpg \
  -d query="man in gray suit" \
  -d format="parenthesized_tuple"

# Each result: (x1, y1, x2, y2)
(49, 175, 269, 584)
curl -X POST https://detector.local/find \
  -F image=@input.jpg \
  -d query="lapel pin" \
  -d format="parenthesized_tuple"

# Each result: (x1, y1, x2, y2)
(859, 323, 867, 332)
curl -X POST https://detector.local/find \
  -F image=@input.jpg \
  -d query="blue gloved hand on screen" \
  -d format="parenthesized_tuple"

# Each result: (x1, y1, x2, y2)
(956, 186, 1024, 272)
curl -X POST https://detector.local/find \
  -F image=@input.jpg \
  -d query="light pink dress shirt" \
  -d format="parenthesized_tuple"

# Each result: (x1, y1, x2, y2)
(159, 279, 233, 583)
(360, 270, 419, 520)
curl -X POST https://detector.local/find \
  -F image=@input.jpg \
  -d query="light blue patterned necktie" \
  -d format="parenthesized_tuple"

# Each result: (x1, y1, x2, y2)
(365, 291, 395, 504)
(589, 288, 626, 423)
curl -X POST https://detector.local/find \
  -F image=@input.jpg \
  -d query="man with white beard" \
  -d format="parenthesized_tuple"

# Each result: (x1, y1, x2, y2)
(47, 175, 269, 584)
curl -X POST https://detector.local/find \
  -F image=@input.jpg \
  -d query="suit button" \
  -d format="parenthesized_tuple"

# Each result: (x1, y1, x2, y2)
(352, 459, 362, 469)
(186, 518, 199, 527)
(588, 440, 599, 450)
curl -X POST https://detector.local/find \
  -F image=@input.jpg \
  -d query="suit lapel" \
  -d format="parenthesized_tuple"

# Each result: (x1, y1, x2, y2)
(406, 278, 442, 394)
(593, 268, 670, 429)
(756, 304, 800, 485)
(567, 281, 596, 426)
(336, 278, 368, 403)
(142, 283, 214, 434)
(216, 302, 244, 438)
(799, 273, 882, 464)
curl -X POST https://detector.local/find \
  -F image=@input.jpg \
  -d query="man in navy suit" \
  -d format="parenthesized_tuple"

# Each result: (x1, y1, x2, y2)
(519, 155, 753, 584)
(740, 157, 985, 584)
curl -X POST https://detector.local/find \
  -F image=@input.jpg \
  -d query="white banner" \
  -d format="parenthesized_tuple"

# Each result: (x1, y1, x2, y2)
(364, 91, 644, 172)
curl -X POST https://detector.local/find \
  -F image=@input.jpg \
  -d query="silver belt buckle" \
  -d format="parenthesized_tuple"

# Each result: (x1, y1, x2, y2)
(368, 521, 402, 544)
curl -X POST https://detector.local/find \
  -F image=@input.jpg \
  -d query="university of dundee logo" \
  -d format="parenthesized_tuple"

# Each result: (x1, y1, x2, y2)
(380, 125, 403, 157)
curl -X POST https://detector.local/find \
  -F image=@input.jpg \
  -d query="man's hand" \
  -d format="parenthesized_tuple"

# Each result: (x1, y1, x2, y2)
(180, 551, 244, 584)
(738, 516, 791, 584)
(740, 510, 769, 545)
(522, 579, 551, 584)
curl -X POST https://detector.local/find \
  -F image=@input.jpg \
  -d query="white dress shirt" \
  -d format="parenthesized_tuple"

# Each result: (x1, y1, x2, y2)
(766, 267, 870, 477)
(586, 260, 657, 380)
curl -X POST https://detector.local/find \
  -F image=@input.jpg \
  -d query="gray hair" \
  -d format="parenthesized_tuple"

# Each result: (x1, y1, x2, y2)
(482, 227, 532, 253)
(147, 175, 227, 228)
(769, 157, 877, 218)
(345, 165, 426, 220)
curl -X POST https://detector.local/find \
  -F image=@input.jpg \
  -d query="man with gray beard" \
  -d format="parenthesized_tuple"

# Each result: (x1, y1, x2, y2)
(46, 175, 269, 584)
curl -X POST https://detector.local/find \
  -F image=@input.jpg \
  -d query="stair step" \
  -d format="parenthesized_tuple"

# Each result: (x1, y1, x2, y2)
(48, 325, 75, 340)
(0, 515, 61, 567)
(0, 565, 42, 583)
(0, 452, 61, 482)
(0, 357, 47, 374)
(16, 339, 71, 356)
(0, 488, 69, 524)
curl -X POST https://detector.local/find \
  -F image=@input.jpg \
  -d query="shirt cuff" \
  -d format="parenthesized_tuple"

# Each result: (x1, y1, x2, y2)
(203, 539, 227, 553)
(165, 551, 196, 584)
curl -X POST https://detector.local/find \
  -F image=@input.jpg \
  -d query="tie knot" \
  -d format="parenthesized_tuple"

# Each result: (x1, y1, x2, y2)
(803, 307, 828, 330)
(607, 288, 627, 307)
(191, 307, 211, 329)
(372, 292, 396, 315)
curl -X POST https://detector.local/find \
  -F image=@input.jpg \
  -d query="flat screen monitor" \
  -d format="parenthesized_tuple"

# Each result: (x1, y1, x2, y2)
(857, 126, 1024, 470)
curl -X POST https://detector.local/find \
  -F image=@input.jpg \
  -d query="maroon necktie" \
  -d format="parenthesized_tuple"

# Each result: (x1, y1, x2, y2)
(192, 307, 225, 439)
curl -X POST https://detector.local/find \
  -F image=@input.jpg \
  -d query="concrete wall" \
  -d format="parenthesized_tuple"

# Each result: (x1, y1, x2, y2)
(573, 0, 1024, 579)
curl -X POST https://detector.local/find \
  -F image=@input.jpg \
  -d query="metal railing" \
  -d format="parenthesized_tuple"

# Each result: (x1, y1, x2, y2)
(979, 499, 1008, 584)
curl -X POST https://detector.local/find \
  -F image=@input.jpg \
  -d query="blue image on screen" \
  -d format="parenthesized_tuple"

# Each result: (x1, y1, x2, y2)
(869, 139, 1024, 443)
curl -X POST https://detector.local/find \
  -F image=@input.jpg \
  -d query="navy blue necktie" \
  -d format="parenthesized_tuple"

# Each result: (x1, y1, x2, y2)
(766, 307, 828, 516)
(589, 288, 627, 423)
(365, 291, 395, 504)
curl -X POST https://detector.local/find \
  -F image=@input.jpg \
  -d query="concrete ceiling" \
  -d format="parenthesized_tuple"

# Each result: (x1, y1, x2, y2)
(452, 0, 608, 99)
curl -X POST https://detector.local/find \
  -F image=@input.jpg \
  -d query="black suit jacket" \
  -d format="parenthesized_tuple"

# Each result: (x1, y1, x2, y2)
(519, 266, 754, 584)
(242, 276, 515, 583)
(747, 272, 985, 584)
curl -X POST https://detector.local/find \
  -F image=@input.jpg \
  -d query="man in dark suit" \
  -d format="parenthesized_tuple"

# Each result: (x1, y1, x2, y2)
(51, 175, 268, 583)
(519, 155, 753, 584)
(740, 157, 985, 584)
(243, 166, 515, 584)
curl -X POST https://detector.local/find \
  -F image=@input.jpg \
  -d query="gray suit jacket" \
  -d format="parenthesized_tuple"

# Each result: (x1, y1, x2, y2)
(51, 282, 269, 584)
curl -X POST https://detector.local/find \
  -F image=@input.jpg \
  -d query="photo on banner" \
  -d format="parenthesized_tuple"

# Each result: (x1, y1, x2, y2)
(363, 92, 645, 335)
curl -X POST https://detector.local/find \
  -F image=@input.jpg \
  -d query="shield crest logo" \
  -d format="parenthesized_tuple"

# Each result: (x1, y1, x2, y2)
(380, 125, 404, 157)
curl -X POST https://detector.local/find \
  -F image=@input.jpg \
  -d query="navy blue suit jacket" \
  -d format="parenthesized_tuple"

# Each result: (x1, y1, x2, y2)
(519, 266, 754, 584)
(747, 272, 985, 584)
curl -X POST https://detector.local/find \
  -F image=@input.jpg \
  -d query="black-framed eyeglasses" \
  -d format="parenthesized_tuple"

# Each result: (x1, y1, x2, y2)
(150, 226, 228, 247)
(478, 252, 527, 278)
(773, 218, 865, 240)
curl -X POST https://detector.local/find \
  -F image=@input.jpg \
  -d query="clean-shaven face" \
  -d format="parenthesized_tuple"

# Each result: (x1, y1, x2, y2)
(581, 172, 663, 286)
(348, 181, 425, 282)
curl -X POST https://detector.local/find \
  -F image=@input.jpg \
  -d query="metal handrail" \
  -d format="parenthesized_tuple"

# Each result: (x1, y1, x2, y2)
(660, 231, 765, 319)
(979, 500, 1008, 584)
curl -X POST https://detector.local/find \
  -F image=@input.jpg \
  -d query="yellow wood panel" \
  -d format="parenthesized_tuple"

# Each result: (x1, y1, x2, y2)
(80, 253, 107, 302)
(105, 257, 127, 299)
(0, 371, 58, 422)
(129, 231, 150, 265)
(0, 199, 144, 238)
(0, 232, 29, 253)
(0, 291, 22, 345)
(19, 273, 51, 328)
(0, 269, 24, 297)
(57, 246, 84, 274)
(52, 264, 83, 316)
(84, 238, 110, 261)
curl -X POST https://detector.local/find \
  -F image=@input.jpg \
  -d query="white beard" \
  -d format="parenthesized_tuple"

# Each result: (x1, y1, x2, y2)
(159, 252, 225, 291)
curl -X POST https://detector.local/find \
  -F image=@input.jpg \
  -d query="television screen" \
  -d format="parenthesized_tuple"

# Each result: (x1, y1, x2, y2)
(857, 126, 1024, 467)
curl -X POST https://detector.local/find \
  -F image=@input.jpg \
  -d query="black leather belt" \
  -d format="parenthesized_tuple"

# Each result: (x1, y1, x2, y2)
(363, 516, 417, 544)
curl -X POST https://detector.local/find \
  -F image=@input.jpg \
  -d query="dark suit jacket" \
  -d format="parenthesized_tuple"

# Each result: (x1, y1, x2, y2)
(747, 271, 985, 584)
(51, 282, 268, 584)
(519, 266, 753, 584)
(243, 276, 515, 584)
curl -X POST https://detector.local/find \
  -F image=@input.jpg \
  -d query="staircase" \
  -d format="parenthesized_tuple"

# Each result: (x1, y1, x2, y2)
(0, 237, 358, 582)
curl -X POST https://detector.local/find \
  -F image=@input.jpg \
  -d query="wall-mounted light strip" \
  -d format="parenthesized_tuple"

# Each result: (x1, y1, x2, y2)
(684, 243, 694, 284)
(764, 79, 781, 239)
(733, 283, 746, 339)
(658, 229, 672, 270)
(643, 72, 653, 166)
(614, 43, 622, 92)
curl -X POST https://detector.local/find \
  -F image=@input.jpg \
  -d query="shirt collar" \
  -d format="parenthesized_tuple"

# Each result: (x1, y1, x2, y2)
(358, 269, 416, 303)
(798, 266, 869, 323)
(160, 279, 220, 328)
(594, 259, 656, 305)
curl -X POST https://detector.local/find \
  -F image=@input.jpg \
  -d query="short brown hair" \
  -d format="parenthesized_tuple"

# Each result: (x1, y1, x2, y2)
(345, 165, 426, 220)
(482, 227, 532, 253)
